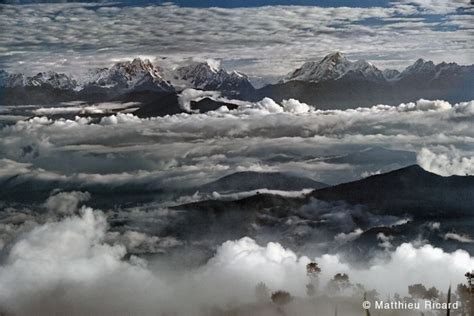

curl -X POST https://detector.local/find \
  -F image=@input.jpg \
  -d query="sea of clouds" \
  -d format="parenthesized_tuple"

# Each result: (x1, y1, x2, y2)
(1, 97, 473, 190)
(1, 97, 474, 314)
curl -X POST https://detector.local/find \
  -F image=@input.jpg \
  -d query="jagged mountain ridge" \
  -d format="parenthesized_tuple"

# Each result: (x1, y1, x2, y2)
(175, 165, 474, 220)
(80, 58, 173, 93)
(311, 165, 474, 218)
(197, 171, 328, 193)
(175, 61, 255, 97)
(0, 70, 77, 90)
(1, 53, 473, 109)
(0, 58, 255, 105)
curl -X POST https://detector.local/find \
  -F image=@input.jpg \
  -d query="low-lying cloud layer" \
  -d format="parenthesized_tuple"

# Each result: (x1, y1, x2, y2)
(0, 98, 472, 193)
(0, 202, 472, 315)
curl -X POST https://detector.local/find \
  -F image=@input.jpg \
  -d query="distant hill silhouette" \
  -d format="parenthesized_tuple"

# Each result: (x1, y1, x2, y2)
(177, 165, 474, 220)
(311, 165, 474, 218)
(198, 171, 327, 193)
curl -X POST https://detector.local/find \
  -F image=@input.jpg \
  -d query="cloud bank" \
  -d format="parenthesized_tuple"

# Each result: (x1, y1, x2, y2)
(1, 99, 472, 192)
(0, 2, 473, 78)
(0, 203, 473, 315)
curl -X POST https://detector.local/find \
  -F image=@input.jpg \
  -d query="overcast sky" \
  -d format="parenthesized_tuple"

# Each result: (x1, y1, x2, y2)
(0, 0, 473, 78)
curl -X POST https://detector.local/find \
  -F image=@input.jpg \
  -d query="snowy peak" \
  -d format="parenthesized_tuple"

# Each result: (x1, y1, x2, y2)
(345, 60, 385, 81)
(176, 61, 220, 88)
(398, 58, 436, 79)
(112, 58, 163, 81)
(396, 58, 472, 82)
(26, 71, 77, 90)
(286, 51, 352, 82)
(0, 70, 76, 90)
(285, 52, 384, 83)
(83, 58, 173, 92)
(175, 61, 254, 95)
(284, 53, 471, 84)
(411, 58, 436, 70)
(322, 51, 350, 65)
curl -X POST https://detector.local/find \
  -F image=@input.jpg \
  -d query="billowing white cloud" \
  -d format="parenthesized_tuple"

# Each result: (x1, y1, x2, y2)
(1, 204, 473, 315)
(417, 146, 474, 176)
(0, 207, 169, 315)
(398, 99, 452, 112)
(0, 98, 473, 187)
(281, 98, 313, 113)
(44, 190, 91, 216)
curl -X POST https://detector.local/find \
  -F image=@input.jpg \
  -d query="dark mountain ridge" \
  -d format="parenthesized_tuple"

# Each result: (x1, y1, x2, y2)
(176, 165, 474, 220)
(197, 171, 328, 193)
(311, 165, 474, 218)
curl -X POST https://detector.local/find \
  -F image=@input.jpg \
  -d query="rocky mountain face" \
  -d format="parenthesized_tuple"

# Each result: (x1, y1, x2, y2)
(175, 61, 255, 98)
(81, 58, 173, 93)
(284, 52, 384, 83)
(0, 70, 77, 90)
(0, 59, 175, 105)
(0, 58, 254, 105)
(1, 69, 79, 105)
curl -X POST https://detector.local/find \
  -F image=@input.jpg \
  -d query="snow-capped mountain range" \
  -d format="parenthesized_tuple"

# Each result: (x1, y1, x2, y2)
(256, 52, 474, 109)
(175, 61, 254, 95)
(1, 52, 473, 109)
(0, 70, 77, 90)
(0, 58, 252, 96)
(283, 52, 471, 85)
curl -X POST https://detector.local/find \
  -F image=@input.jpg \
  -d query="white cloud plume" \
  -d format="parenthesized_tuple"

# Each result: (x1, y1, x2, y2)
(417, 146, 474, 176)
(444, 233, 474, 243)
(334, 229, 364, 243)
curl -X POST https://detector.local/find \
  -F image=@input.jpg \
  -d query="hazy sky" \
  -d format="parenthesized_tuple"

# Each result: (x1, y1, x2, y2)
(0, 0, 473, 78)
